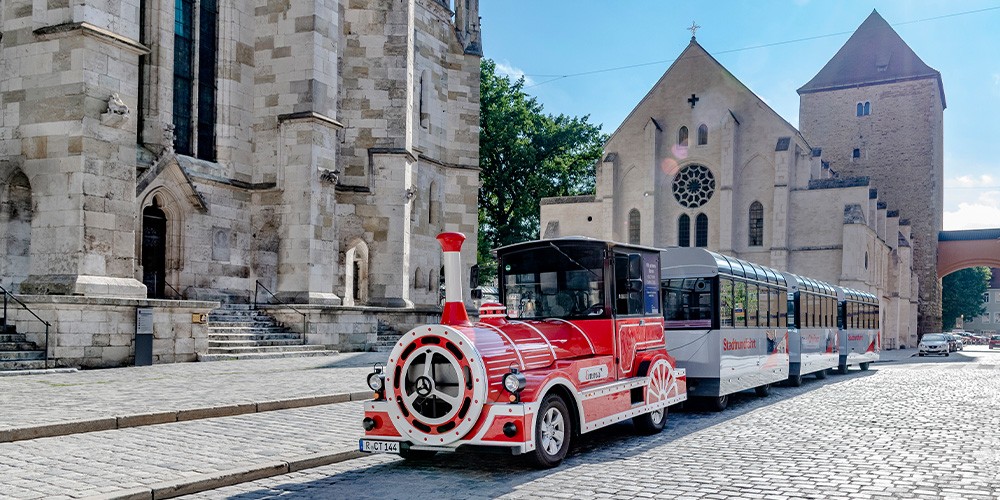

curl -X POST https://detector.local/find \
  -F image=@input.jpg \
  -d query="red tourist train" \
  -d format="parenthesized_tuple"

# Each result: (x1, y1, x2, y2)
(360, 234, 878, 467)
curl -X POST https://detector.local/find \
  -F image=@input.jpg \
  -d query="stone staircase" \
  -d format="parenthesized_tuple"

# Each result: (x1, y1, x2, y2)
(373, 319, 404, 352)
(0, 319, 48, 371)
(198, 304, 337, 361)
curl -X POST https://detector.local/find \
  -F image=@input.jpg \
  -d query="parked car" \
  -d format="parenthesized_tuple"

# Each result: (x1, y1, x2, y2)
(990, 335, 1000, 350)
(948, 334, 964, 351)
(919, 333, 950, 357)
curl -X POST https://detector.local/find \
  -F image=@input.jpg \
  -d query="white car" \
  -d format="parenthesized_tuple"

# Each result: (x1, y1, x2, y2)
(918, 333, 950, 357)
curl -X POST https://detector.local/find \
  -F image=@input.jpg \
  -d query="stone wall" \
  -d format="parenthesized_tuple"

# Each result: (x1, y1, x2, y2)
(799, 78, 944, 333)
(7, 296, 216, 368)
(266, 305, 442, 352)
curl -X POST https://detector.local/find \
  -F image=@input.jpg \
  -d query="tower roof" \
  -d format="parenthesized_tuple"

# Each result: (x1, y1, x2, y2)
(798, 10, 945, 107)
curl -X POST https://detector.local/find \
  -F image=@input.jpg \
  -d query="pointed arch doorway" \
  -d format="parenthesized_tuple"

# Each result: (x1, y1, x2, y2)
(142, 200, 167, 298)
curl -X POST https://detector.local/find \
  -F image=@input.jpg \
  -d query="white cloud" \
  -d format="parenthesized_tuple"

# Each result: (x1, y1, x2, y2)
(944, 190, 1000, 230)
(494, 61, 534, 85)
(947, 174, 996, 188)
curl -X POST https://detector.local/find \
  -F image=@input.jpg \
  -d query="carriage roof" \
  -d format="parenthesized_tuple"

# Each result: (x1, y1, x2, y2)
(659, 247, 786, 287)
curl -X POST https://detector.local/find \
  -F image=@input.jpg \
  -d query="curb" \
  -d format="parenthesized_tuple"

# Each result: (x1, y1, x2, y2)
(80, 450, 367, 500)
(0, 390, 372, 443)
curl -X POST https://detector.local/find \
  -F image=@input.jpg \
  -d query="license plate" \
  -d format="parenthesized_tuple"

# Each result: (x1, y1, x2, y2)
(359, 439, 401, 454)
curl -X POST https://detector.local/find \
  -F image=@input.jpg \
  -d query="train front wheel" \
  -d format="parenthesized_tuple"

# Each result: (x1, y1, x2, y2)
(754, 383, 771, 397)
(528, 394, 572, 468)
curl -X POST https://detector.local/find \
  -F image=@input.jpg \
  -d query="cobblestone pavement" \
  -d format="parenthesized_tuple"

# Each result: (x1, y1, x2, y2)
(0, 352, 389, 432)
(186, 347, 1000, 500)
(0, 402, 365, 499)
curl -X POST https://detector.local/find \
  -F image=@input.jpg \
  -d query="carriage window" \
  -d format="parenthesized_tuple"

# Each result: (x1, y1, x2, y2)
(501, 244, 605, 320)
(759, 285, 771, 327)
(778, 290, 788, 327)
(662, 278, 714, 329)
(720, 278, 734, 328)
(733, 280, 748, 327)
(746, 283, 759, 327)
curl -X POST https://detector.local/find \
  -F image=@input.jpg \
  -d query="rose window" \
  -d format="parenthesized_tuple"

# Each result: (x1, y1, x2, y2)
(672, 165, 716, 208)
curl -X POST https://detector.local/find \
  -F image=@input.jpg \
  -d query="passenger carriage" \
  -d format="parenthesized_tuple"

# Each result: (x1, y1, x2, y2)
(360, 234, 686, 468)
(784, 273, 840, 385)
(659, 248, 789, 411)
(836, 287, 880, 372)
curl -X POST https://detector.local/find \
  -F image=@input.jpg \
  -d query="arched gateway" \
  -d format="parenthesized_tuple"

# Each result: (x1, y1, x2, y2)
(938, 229, 1000, 277)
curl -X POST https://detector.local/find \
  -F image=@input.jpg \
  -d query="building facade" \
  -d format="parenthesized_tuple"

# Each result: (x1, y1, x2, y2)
(958, 268, 1000, 336)
(0, 0, 482, 366)
(540, 11, 930, 348)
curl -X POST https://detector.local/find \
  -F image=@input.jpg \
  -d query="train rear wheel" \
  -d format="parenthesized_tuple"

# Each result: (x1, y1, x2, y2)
(837, 364, 849, 374)
(528, 394, 572, 468)
(788, 374, 803, 387)
(704, 394, 729, 412)
(754, 383, 771, 397)
(814, 368, 828, 380)
(634, 406, 667, 435)
(859, 362, 871, 371)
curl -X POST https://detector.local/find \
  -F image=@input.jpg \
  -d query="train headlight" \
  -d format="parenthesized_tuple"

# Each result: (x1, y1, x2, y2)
(502, 368, 527, 394)
(367, 364, 386, 399)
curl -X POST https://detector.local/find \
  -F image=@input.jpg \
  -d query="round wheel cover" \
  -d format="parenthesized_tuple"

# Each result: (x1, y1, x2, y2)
(385, 324, 487, 445)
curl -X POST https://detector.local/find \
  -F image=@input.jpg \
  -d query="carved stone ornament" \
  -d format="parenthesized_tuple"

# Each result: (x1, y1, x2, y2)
(319, 168, 340, 184)
(100, 92, 130, 127)
(405, 187, 417, 201)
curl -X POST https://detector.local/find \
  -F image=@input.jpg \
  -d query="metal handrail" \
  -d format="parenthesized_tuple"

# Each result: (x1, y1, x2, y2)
(0, 283, 52, 368)
(163, 280, 184, 300)
(253, 280, 308, 335)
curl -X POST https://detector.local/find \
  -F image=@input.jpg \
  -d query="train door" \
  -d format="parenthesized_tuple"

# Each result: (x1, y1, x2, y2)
(612, 248, 663, 379)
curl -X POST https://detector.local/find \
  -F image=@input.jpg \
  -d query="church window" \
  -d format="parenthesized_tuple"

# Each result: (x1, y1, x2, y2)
(672, 164, 716, 208)
(856, 103, 863, 116)
(628, 209, 640, 244)
(419, 70, 431, 129)
(856, 101, 870, 117)
(678, 126, 688, 146)
(697, 124, 708, 145)
(748, 201, 764, 247)
(678, 214, 690, 247)
(695, 214, 708, 247)
(173, 0, 218, 160)
(853, 148, 861, 159)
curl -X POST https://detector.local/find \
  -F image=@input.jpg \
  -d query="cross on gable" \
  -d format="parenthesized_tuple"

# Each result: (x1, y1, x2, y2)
(688, 94, 699, 108)
(688, 21, 701, 40)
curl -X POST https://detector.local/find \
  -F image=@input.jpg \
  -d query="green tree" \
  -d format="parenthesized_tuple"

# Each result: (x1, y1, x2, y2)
(941, 266, 991, 330)
(477, 59, 606, 284)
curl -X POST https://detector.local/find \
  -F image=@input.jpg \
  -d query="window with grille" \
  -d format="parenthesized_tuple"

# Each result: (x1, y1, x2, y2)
(749, 201, 763, 246)
(173, 0, 217, 160)
(697, 124, 708, 145)
(628, 209, 640, 244)
(678, 214, 690, 247)
(695, 213, 708, 247)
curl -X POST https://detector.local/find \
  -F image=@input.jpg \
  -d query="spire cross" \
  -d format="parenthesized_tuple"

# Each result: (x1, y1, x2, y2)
(688, 21, 701, 40)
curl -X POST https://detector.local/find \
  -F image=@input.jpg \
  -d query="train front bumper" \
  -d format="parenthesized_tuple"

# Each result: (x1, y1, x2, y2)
(360, 399, 536, 455)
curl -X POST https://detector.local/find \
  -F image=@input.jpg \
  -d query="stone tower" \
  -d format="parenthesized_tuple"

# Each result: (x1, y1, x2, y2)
(798, 10, 945, 333)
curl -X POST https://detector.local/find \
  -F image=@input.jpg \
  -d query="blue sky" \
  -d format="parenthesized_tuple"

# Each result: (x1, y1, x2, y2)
(479, 1, 1000, 230)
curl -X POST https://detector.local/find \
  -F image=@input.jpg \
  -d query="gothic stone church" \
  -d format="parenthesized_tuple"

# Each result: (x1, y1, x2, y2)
(541, 11, 946, 348)
(0, 0, 481, 366)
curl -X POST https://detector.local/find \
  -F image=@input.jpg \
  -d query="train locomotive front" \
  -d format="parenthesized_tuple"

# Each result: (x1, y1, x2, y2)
(361, 234, 687, 467)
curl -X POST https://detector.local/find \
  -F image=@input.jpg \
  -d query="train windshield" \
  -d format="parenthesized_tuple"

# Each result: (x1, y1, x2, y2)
(500, 244, 606, 320)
